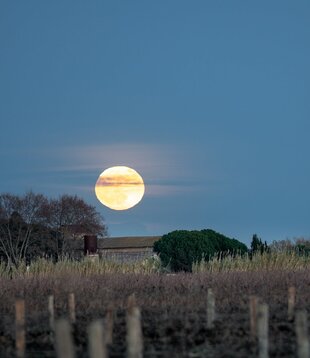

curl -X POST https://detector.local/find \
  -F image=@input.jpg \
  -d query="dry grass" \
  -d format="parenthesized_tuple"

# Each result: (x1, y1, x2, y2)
(193, 251, 310, 273)
(1, 250, 309, 279)
(0, 256, 162, 279)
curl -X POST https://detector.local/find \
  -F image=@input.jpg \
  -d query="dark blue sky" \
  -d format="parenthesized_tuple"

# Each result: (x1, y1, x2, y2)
(1, 1, 309, 245)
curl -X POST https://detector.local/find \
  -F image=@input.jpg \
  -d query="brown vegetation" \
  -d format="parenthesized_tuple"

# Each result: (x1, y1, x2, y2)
(0, 269, 309, 357)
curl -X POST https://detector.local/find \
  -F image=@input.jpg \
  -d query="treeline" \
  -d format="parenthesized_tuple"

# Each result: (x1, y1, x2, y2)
(0, 192, 107, 265)
(154, 230, 310, 272)
(250, 233, 310, 256)
(269, 237, 310, 256)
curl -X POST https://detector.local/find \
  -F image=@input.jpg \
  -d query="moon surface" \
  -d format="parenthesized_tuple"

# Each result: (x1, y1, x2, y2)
(95, 166, 145, 210)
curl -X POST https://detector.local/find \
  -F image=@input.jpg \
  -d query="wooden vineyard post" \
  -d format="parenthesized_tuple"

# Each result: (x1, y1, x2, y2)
(15, 298, 25, 358)
(249, 296, 258, 339)
(105, 305, 114, 345)
(295, 310, 309, 358)
(48, 295, 55, 332)
(88, 319, 107, 358)
(68, 293, 76, 324)
(207, 288, 215, 330)
(126, 294, 143, 358)
(288, 286, 296, 321)
(55, 319, 75, 358)
(257, 303, 269, 358)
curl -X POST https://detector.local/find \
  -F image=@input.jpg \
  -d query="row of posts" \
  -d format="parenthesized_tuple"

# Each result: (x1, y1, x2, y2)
(249, 286, 309, 358)
(15, 293, 141, 358)
(14, 286, 309, 358)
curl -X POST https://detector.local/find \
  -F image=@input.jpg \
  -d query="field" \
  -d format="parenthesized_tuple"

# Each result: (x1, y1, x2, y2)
(0, 259, 309, 357)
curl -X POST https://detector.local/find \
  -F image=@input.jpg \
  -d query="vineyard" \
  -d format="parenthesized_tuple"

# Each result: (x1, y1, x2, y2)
(0, 261, 309, 357)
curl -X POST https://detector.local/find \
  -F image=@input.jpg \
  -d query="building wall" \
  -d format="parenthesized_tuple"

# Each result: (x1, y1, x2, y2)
(99, 247, 154, 263)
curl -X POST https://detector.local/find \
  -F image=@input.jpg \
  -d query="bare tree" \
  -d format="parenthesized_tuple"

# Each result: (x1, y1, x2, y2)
(0, 192, 108, 263)
(45, 194, 107, 256)
(0, 192, 48, 265)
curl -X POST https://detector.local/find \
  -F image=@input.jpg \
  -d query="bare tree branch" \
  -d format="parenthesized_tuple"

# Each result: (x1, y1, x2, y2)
(0, 192, 107, 264)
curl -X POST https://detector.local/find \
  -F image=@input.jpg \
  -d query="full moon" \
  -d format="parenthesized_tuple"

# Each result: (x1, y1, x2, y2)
(95, 166, 145, 210)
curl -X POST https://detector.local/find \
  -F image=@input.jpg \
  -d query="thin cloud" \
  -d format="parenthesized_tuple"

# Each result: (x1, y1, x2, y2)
(145, 184, 200, 197)
(49, 143, 174, 173)
(28, 142, 217, 197)
(47, 143, 194, 193)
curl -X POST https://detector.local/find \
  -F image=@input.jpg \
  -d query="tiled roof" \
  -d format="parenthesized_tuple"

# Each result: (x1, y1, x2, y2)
(98, 236, 161, 249)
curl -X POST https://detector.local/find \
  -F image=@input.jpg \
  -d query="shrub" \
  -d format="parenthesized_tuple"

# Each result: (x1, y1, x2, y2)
(153, 229, 247, 272)
(269, 238, 310, 257)
(294, 238, 310, 256)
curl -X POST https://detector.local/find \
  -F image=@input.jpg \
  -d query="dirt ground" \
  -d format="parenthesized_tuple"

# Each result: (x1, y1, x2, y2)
(0, 270, 309, 357)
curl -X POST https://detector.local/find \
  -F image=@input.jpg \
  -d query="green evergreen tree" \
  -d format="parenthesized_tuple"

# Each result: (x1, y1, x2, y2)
(250, 234, 268, 254)
(153, 229, 248, 272)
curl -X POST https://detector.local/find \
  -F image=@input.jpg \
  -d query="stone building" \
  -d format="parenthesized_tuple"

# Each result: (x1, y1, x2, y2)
(98, 236, 161, 263)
